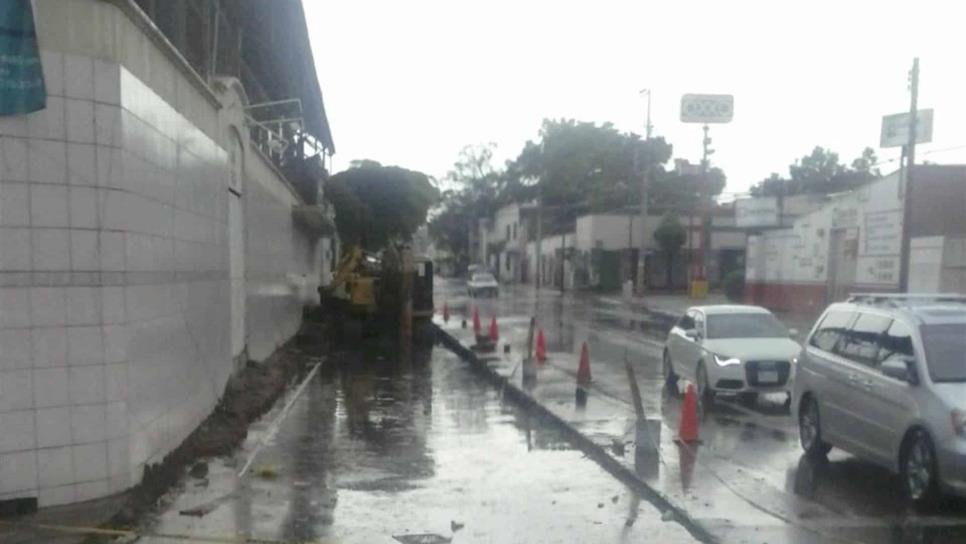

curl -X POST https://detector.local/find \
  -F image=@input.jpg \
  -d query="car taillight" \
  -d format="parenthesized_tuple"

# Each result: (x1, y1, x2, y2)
(952, 409, 966, 437)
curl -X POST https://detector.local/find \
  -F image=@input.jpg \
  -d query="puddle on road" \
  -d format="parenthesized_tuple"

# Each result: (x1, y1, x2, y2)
(134, 339, 696, 544)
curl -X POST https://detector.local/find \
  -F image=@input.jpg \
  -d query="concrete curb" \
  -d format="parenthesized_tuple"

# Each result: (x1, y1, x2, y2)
(434, 324, 717, 544)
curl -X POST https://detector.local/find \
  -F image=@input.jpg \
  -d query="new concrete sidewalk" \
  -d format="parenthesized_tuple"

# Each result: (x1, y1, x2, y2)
(433, 300, 934, 543)
(433, 316, 832, 543)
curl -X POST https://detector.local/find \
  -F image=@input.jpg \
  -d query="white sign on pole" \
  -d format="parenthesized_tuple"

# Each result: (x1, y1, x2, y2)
(735, 197, 779, 228)
(863, 209, 902, 255)
(880, 109, 933, 148)
(680, 94, 734, 123)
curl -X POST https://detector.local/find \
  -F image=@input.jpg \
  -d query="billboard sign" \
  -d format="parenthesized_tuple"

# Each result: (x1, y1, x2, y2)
(735, 197, 779, 228)
(0, 0, 47, 115)
(680, 94, 734, 123)
(880, 109, 933, 148)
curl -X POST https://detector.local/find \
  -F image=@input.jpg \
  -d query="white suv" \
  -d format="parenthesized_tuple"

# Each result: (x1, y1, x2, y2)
(793, 294, 966, 507)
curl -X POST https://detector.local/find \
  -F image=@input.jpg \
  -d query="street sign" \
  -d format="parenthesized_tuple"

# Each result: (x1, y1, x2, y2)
(735, 197, 779, 228)
(880, 109, 933, 148)
(680, 94, 734, 123)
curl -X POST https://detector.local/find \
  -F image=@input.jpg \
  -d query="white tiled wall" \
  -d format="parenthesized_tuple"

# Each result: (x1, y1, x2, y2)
(0, 0, 318, 508)
(244, 155, 318, 362)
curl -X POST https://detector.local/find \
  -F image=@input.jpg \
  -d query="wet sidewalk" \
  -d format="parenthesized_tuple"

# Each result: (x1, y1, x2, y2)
(436, 278, 966, 543)
(112, 339, 696, 544)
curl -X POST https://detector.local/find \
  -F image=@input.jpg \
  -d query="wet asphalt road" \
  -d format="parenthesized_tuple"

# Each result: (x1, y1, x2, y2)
(437, 278, 966, 543)
(134, 336, 696, 543)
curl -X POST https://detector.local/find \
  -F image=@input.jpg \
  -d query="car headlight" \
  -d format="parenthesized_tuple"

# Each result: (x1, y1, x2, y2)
(713, 354, 741, 367)
(952, 409, 966, 437)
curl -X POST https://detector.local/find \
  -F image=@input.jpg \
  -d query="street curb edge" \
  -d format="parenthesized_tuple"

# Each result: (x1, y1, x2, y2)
(433, 324, 717, 544)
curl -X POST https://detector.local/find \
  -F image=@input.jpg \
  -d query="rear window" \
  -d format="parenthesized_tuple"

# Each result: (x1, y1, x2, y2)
(921, 324, 966, 383)
(809, 310, 855, 352)
(706, 313, 787, 339)
(472, 273, 495, 282)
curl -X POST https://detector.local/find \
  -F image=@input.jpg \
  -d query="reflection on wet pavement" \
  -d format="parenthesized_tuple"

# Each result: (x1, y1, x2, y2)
(136, 341, 696, 543)
(437, 279, 966, 543)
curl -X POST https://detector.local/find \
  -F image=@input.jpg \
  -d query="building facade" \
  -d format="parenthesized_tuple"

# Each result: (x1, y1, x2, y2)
(0, 0, 333, 507)
(744, 165, 966, 315)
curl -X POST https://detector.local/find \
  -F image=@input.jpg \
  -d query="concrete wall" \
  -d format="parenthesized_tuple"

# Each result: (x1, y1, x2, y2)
(910, 235, 966, 293)
(745, 172, 905, 313)
(244, 150, 317, 362)
(0, 0, 316, 507)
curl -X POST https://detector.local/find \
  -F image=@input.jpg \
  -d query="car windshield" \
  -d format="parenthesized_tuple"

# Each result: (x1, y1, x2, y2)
(921, 324, 966, 382)
(472, 273, 495, 282)
(707, 313, 788, 339)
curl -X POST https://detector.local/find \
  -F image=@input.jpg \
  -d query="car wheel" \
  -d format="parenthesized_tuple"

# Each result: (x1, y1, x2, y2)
(696, 362, 715, 409)
(799, 396, 832, 458)
(662, 351, 679, 395)
(902, 429, 940, 509)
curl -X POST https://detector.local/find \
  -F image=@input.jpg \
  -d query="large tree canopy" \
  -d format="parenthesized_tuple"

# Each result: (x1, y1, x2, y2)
(750, 146, 880, 197)
(509, 119, 673, 222)
(325, 161, 438, 251)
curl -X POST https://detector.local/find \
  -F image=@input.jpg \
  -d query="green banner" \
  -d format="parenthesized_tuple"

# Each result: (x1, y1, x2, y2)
(0, 0, 45, 115)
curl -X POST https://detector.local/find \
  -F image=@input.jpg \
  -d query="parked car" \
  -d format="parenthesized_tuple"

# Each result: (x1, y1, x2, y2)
(792, 293, 966, 507)
(467, 272, 499, 298)
(663, 305, 801, 407)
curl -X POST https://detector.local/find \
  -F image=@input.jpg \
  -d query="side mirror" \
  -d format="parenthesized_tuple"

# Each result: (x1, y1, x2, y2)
(881, 358, 919, 385)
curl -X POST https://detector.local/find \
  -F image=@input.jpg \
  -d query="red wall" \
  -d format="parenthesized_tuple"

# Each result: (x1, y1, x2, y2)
(745, 282, 828, 316)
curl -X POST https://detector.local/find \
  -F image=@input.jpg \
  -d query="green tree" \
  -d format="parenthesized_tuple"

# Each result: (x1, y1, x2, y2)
(507, 119, 673, 223)
(648, 165, 727, 213)
(325, 161, 438, 251)
(427, 144, 504, 270)
(653, 212, 687, 289)
(750, 146, 880, 197)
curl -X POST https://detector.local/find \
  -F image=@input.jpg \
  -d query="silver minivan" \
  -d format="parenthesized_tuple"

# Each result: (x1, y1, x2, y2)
(793, 294, 966, 507)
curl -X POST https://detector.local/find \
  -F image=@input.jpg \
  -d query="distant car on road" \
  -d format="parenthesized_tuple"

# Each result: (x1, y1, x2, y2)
(663, 305, 801, 407)
(467, 272, 499, 298)
(793, 293, 966, 507)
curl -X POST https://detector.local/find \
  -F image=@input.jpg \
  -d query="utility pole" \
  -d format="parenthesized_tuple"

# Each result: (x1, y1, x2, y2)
(636, 89, 652, 295)
(698, 124, 713, 283)
(898, 57, 919, 292)
(535, 186, 543, 291)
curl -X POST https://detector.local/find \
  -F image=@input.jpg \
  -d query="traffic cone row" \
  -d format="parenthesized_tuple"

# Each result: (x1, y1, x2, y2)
(472, 306, 481, 336)
(489, 316, 499, 342)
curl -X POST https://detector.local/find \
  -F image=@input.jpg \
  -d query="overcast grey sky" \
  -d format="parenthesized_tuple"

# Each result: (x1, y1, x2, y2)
(304, 0, 965, 197)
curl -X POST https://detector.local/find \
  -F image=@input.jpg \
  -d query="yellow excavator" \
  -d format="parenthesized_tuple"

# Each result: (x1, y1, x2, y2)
(321, 246, 382, 317)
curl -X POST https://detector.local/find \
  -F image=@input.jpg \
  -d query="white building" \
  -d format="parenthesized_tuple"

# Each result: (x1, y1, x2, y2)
(0, 0, 333, 507)
(571, 212, 746, 290)
(744, 165, 966, 314)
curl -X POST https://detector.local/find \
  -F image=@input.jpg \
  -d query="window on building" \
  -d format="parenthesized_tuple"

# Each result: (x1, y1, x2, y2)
(506, 225, 511, 241)
(513, 223, 517, 240)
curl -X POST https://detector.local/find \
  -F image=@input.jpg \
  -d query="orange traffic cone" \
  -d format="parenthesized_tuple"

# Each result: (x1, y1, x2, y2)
(576, 342, 591, 385)
(535, 329, 547, 363)
(677, 384, 700, 443)
(442, 302, 450, 322)
(472, 307, 481, 336)
(489, 316, 499, 342)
